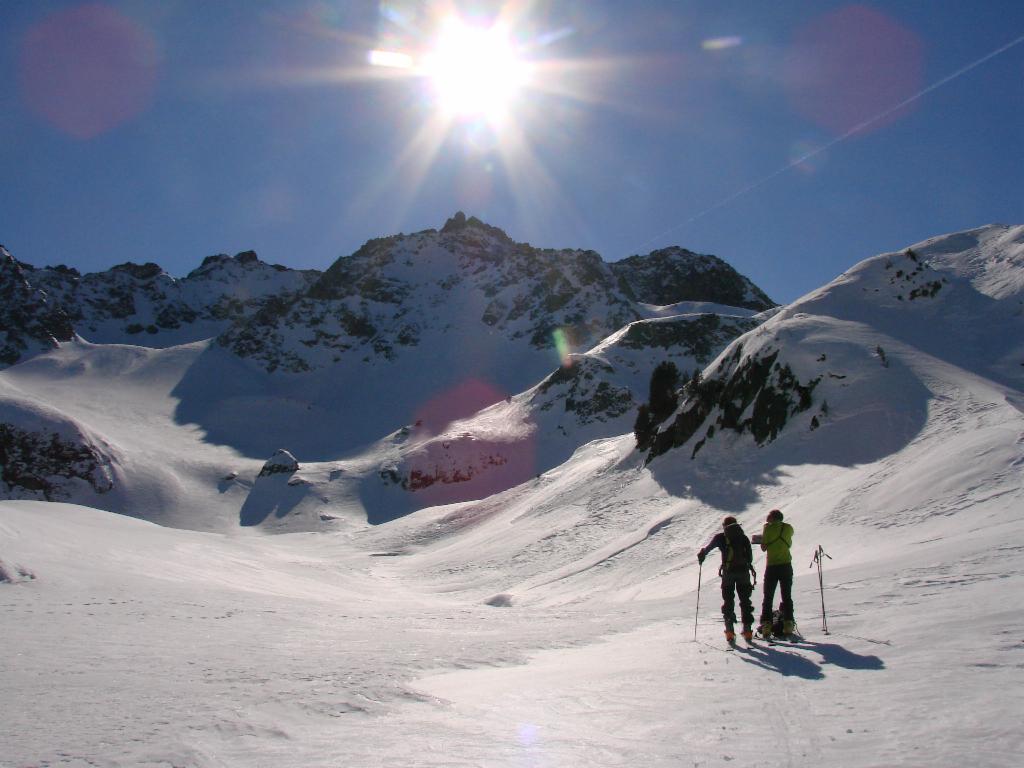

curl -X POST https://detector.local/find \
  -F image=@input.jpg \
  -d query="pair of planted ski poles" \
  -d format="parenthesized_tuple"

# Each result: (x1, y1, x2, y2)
(693, 544, 832, 640)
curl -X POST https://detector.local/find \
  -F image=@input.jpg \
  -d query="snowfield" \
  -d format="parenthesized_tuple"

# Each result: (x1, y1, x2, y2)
(2, 224, 1024, 766)
(3, 440, 1023, 768)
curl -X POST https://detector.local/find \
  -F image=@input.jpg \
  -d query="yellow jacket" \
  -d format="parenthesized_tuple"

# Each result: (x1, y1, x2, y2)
(760, 520, 793, 566)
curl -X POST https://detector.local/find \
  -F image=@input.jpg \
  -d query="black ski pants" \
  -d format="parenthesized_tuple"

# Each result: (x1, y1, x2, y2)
(720, 569, 754, 630)
(761, 563, 794, 624)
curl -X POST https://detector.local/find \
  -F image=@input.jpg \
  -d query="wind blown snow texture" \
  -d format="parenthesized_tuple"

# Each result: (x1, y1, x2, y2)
(1, 223, 1023, 766)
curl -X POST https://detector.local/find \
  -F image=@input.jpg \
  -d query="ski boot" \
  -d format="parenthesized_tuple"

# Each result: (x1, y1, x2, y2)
(724, 625, 736, 644)
(741, 627, 753, 643)
(757, 621, 773, 639)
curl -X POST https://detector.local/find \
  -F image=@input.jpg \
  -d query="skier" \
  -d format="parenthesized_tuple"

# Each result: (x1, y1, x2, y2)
(697, 516, 756, 643)
(758, 509, 796, 638)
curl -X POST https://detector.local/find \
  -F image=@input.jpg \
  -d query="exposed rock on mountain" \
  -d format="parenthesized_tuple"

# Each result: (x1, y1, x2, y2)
(0, 395, 116, 501)
(368, 308, 764, 515)
(258, 449, 299, 478)
(1, 214, 779, 520)
(535, 357, 635, 427)
(647, 343, 822, 460)
(1, 249, 318, 366)
(0, 247, 75, 366)
(1, 217, 773, 383)
(0, 423, 114, 500)
(217, 213, 772, 374)
(612, 246, 774, 310)
(645, 225, 1024, 465)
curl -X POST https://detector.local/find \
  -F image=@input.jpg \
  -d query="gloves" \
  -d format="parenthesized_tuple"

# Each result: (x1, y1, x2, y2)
(697, 551, 705, 565)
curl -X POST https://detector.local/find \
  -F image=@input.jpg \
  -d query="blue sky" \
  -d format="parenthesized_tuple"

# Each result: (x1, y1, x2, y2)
(1, 1, 1022, 303)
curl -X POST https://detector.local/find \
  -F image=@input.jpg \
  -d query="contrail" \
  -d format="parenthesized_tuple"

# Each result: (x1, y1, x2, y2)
(631, 31, 1024, 255)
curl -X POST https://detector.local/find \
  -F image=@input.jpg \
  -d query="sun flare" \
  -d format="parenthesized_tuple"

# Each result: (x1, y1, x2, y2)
(423, 19, 528, 123)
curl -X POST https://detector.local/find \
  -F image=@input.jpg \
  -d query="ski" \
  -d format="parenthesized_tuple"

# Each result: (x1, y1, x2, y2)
(756, 633, 803, 646)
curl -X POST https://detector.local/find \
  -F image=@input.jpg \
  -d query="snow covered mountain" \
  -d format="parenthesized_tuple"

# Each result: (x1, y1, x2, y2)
(0, 246, 75, 366)
(2, 223, 1023, 767)
(0, 215, 773, 523)
(645, 224, 1024, 465)
(216, 212, 772, 374)
(364, 309, 763, 519)
(14, 249, 319, 352)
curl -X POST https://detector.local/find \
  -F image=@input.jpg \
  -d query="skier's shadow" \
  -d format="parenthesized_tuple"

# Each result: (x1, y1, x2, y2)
(788, 640, 885, 671)
(737, 644, 824, 679)
(738, 640, 885, 678)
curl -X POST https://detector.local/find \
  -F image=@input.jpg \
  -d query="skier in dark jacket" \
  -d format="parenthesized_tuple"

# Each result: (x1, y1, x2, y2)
(758, 509, 796, 638)
(698, 516, 756, 642)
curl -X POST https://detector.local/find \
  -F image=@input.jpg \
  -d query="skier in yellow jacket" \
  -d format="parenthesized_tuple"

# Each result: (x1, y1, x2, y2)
(758, 509, 796, 637)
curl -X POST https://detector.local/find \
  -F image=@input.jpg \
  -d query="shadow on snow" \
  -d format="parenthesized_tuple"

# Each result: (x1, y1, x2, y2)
(737, 639, 885, 679)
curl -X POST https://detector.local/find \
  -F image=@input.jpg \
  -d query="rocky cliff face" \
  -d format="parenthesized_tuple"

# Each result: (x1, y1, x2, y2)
(1, 217, 775, 374)
(0, 249, 318, 367)
(217, 213, 774, 373)
(611, 247, 774, 310)
(0, 247, 75, 366)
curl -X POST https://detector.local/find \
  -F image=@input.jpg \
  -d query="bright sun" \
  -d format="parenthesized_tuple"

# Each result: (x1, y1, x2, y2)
(423, 19, 528, 123)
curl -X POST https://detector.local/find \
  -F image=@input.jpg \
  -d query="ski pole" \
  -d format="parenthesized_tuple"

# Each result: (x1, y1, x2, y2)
(693, 560, 703, 641)
(810, 545, 832, 634)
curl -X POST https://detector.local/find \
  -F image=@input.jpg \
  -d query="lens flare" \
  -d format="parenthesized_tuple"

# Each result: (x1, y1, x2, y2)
(552, 328, 572, 368)
(783, 5, 924, 136)
(413, 378, 507, 436)
(18, 3, 160, 139)
(517, 722, 540, 745)
(788, 139, 827, 175)
(702, 36, 743, 51)
(368, 49, 414, 69)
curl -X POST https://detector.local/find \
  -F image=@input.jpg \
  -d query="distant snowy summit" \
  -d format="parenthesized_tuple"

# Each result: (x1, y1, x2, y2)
(0, 215, 779, 512)
(0, 246, 318, 366)
(217, 212, 775, 373)
(0, 214, 774, 372)
(1, 221, 1021, 527)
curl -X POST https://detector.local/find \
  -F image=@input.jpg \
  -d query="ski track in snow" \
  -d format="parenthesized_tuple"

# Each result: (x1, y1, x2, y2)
(3, 485, 1024, 767)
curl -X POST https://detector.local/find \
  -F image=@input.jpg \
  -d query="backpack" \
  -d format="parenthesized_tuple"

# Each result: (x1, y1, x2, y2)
(772, 606, 786, 636)
(722, 524, 753, 574)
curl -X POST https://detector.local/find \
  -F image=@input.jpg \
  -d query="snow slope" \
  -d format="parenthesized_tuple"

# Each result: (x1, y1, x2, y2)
(1, 228, 769, 523)
(0, 340, 261, 530)
(2, 224, 1023, 766)
(2, 402, 1021, 766)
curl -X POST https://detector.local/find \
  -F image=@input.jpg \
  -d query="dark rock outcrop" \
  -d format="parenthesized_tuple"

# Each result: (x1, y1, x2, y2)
(0, 247, 75, 366)
(258, 449, 299, 478)
(0, 423, 115, 500)
(612, 247, 774, 310)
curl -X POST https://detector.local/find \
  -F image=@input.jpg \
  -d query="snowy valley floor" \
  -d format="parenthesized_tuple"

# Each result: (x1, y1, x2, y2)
(3, 500, 1023, 768)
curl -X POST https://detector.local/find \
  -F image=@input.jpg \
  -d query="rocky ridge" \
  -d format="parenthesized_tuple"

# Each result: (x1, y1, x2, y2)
(613, 246, 773, 309)
(1, 249, 318, 365)
(644, 226, 1024, 465)
(0, 215, 778, 514)
(218, 213, 774, 373)
(0, 247, 75, 366)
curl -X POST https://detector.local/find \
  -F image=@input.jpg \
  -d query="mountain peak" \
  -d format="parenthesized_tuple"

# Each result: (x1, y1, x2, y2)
(612, 248, 775, 311)
(191, 250, 265, 276)
(111, 262, 164, 281)
(440, 211, 511, 243)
